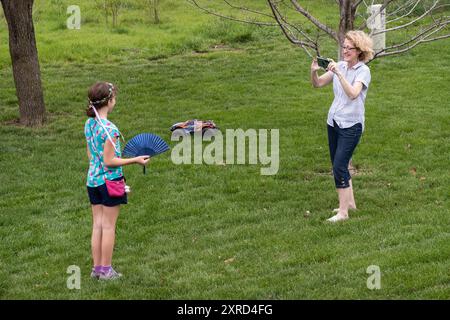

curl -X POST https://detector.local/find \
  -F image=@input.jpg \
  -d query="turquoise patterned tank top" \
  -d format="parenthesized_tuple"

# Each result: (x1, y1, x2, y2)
(84, 118, 123, 187)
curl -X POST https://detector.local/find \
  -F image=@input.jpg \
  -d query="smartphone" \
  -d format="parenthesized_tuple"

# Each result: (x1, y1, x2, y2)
(317, 56, 331, 70)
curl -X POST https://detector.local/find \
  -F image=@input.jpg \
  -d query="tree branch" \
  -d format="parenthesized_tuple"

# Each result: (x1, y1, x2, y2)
(371, 20, 449, 60)
(420, 34, 450, 42)
(384, 0, 416, 19)
(222, 0, 275, 20)
(189, 0, 450, 63)
(188, 0, 278, 26)
(289, 0, 338, 41)
(273, 4, 316, 45)
(372, 0, 440, 35)
(267, 0, 318, 57)
(373, 34, 450, 59)
(352, 0, 365, 10)
(382, 19, 449, 51)
(385, 0, 421, 25)
(358, 0, 397, 31)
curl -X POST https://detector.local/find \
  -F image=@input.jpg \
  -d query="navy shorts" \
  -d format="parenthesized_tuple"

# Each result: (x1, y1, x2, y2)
(87, 177, 127, 207)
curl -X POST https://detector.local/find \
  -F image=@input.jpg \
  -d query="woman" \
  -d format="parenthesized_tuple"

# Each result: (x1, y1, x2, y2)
(310, 30, 374, 222)
(84, 82, 150, 279)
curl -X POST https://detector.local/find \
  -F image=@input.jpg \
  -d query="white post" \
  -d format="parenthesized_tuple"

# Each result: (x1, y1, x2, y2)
(367, 4, 386, 54)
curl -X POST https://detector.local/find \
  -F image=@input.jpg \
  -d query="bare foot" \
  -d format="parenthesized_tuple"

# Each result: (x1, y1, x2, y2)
(326, 213, 349, 222)
(333, 205, 357, 213)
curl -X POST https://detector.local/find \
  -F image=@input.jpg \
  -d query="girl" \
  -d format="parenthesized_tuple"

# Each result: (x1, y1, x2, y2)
(310, 31, 374, 222)
(84, 82, 150, 279)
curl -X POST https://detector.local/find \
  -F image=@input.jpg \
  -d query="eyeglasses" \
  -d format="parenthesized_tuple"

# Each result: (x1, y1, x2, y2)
(341, 46, 357, 51)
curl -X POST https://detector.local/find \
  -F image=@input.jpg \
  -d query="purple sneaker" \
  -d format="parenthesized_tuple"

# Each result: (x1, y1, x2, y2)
(90, 268, 101, 279)
(99, 267, 122, 280)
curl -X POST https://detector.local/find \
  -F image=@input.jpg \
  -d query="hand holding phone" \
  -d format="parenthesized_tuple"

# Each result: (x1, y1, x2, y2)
(317, 56, 332, 70)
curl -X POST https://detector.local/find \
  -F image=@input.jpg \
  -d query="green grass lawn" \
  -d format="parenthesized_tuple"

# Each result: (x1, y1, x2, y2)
(0, 0, 449, 299)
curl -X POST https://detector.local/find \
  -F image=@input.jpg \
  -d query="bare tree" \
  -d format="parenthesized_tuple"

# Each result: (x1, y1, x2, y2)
(95, 0, 124, 27)
(1, 0, 46, 126)
(110, 0, 122, 27)
(95, 0, 109, 26)
(189, 0, 448, 173)
(150, 0, 161, 24)
(188, 0, 450, 62)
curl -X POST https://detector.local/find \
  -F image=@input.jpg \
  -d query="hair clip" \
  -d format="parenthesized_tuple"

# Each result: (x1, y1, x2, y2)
(107, 83, 114, 97)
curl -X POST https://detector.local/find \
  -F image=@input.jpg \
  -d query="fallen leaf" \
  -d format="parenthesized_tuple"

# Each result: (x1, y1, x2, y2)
(419, 176, 426, 181)
(224, 257, 235, 264)
(410, 167, 417, 176)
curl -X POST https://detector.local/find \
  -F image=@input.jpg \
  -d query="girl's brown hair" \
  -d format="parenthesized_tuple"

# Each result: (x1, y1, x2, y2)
(86, 82, 117, 117)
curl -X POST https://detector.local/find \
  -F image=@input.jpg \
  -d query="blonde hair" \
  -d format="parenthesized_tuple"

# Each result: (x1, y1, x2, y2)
(345, 30, 374, 63)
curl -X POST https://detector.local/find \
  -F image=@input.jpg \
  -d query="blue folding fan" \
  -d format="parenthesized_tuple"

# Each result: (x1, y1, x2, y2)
(122, 133, 170, 174)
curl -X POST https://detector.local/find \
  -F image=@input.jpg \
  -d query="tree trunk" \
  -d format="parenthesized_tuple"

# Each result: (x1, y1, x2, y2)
(153, 0, 160, 24)
(104, 0, 109, 26)
(337, 0, 356, 60)
(1, 0, 46, 126)
(112, 4, 118, 27)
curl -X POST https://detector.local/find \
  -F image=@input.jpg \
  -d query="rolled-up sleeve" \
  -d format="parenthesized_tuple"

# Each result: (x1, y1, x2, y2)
(355, 66, 371, 89)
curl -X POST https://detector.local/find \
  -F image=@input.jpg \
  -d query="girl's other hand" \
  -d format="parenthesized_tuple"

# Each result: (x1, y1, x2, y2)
(311, 58, 321, 72)
(327, 59, 338, 74)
